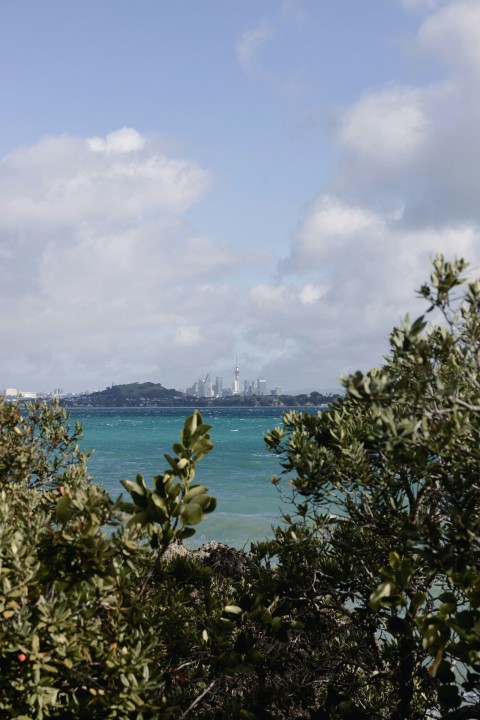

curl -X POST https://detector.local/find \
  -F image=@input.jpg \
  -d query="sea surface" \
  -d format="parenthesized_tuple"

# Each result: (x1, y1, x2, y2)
(69, 407, 307, 549)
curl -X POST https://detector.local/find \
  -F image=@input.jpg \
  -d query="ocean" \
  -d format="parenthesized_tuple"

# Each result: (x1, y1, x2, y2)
(70, 406, 303, 549)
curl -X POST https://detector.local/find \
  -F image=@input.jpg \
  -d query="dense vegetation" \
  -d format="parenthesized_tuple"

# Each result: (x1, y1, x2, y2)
(62, 381, 182, 407)
(1, 254, 480, 718)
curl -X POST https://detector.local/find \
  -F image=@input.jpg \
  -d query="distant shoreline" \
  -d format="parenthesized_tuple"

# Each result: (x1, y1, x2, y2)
(61, 403, 330, 410)
(60, 398, 336, 409)
(4, 381, 340, 410)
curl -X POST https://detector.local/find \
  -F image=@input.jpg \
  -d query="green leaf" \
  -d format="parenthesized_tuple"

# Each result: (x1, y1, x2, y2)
(176, 527, 196, 539)
(190, 423, 212, 443)
(55, 496, 74, 524)
(224, 605, 243, 616)
(184, 484, 208, 501)
(130, 511, 149, 526)
(121, 480, 149, 509)
(369, 582, 393, 611)
(205, 497, 217, 513)
(150, 493, 168, 515)
(181, 503, 203, 525)
(186, 493, 209, 510)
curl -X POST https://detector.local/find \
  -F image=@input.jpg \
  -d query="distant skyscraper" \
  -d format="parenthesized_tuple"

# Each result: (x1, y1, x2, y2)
(257, 378, 267, 396)
(203, 374, 214, 398)
(214, 376, 223, 397)
(232, 356, 240, 395)
(197, 377, 205, 397)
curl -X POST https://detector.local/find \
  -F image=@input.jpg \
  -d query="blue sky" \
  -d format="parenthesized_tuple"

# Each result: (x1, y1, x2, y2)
(1, 0, 480, 393)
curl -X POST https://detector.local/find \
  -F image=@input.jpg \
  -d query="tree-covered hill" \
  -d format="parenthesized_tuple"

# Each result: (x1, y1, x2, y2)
(62, 381, 183, 407)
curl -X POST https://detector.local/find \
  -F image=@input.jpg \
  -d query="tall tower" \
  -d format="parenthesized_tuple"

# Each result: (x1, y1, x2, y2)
(232, 355, 240, 395)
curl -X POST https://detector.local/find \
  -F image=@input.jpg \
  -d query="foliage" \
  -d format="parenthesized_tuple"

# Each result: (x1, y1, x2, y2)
(264, 254, 480, 719)
(0, 399, 307, 719)
(121, 410, 216, 555)
(86, 382, 180, 406)
(0, 401, 230, 719)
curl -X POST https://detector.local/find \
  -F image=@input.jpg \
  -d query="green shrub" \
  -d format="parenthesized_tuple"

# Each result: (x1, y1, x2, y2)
(263, 255, 480, 719)
(0, 402, 225, 719)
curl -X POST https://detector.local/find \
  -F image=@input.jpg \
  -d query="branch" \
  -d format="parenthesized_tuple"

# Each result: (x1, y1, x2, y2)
(452, 398, 480, 412)
(178, 680, 216, 719)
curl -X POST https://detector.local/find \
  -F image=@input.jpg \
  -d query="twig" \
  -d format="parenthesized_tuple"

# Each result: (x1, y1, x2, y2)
(178, 680, 216, 719)
(452, 398, 480, 412)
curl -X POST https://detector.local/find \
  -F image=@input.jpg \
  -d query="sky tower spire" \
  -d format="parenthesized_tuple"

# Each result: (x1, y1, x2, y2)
(232, 354, 240, 395)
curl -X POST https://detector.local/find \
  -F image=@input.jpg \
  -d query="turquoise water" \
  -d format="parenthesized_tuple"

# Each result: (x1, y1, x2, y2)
(70, 407, 297, 549)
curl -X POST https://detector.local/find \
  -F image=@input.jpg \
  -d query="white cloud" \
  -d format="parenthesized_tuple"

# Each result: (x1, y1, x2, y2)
(171, 326, 202, 347)
(327, 10, 480, 225)
(299, 283, 325, 305)
(0, 130, 211, 233)
(0, 129, 259, 391)
(236, 20, 274, 77)
(289, 196, 385, 270)
(87, 127, 146, 153)
(239, 0, 480, 389)
(250, 282, 288, 307)
(338, 85, 428, 168)
(417, 0, 480, 72)
(244, 216, 479, 390)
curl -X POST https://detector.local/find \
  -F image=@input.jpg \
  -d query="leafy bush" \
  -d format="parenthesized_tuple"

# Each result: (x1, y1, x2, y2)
(0, 403, 230, 719)
(263, 255, 480, 719)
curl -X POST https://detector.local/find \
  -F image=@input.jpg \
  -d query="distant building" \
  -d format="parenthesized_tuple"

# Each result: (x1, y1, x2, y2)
(257, 378, 267, 395)
(187, 373, 216, 398)
(187, 361, 275, 399)
(232, 357, 240, 395)
(257, 378, 267, 396)
(186, 380, 199, 397)
(243, 378, 266, 396)
(203, 374, 214, 398)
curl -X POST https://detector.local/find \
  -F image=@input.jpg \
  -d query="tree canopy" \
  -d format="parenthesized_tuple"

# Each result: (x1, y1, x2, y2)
(263, 254, 480, 718)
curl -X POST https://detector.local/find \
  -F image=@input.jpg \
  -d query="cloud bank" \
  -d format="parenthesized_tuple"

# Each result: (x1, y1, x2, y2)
(3, 1, 480, 394)
(0, 129, 267, 391)
(243, 0, 480, 389)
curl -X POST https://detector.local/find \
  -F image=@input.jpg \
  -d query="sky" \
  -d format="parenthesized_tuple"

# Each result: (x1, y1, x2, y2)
(1, 0, 480, 394)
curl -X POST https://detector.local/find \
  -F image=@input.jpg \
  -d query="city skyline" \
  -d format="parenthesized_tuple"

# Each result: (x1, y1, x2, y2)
(2, 357, 285, 399)
(2, 2, 480, 392)
(185, 358, 282, 399)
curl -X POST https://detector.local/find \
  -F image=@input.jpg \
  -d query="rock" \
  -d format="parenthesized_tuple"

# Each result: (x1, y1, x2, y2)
(162, 539, 253, 582)
(195, 541, 253, 581)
